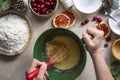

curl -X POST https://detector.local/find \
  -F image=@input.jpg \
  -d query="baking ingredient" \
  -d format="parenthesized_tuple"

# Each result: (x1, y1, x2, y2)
(92, 16, 97, 21)
(97, 17, 102, 23)
(104, 42, 109, 48)
(81, 21, 85, 25)
(92, 16, 102, 23)
(53, 14, 70, 28)
(0, 14, 29, 54)
(46, 35, 80, 70)
(30, 0, 57, 15)
(94, 22, 110, 38)
(106, 36, 111, 42)
(85, 19, 89, 24)
(61, 10, 76, 28)
(81, 19, 89, 26)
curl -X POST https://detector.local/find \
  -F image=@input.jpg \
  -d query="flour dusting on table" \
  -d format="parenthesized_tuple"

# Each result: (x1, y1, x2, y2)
(0, 14, 29, 54)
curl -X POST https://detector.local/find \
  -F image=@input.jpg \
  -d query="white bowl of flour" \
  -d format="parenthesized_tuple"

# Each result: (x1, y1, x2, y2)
(0, 10, 32, 56)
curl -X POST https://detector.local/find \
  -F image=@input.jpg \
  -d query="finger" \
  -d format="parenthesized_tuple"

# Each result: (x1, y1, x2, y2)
(36, 77, 43, 80)
(27, 59, 45, 73)
(37, 63, 47, 79)
(82, 32, 94, 46)
(33, 59, 44, 66)
(86, 28, 104, 37)
(43, 76, 47, 80)
(31, 59, 46, 68)
(44, 71, 49, 76)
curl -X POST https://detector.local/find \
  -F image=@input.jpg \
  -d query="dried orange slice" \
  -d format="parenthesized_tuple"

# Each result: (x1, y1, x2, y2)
(61, 10, 76, 28)
(53, 14, 70, 28)
(94, 22, 111, 38)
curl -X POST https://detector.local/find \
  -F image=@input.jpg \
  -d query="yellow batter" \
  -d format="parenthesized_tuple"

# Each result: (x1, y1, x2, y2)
(46, 35, 80, 70)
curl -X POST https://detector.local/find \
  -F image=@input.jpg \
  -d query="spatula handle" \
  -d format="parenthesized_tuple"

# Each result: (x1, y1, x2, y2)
(26, 68, 39, 80)
(26, 61, 53, 80)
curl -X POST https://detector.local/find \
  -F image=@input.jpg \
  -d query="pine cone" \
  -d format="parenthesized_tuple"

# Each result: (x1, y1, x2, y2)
(11, 0, 27, 13)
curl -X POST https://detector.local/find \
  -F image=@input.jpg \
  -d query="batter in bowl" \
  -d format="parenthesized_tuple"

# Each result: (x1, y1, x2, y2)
(46, 35, 80, 70)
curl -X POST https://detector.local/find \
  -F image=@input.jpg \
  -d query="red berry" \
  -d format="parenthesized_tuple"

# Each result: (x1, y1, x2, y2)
(97, 26, 102, 30)
(81, 22, 85, 25)
(33, 8, 37, 12)
(33, 3, 37, 7)
(97, 17, 102, 23)
(97, 24, 102, 30)
(31, 0, 57, 15)
(106, 36, 111, 42)
(41, 4, 45, 9)
(41, 0, 45, 3)
(31, 0, 35, 3)
(37, 5, 41, 8)
(45, 2, 50, 6)
(85, 19, 89, 24)
(104, 42, 109, 48)
(92, 16, 97, 21)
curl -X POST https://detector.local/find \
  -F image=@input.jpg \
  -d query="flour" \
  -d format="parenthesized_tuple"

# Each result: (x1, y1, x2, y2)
(0, 14, 29, 54)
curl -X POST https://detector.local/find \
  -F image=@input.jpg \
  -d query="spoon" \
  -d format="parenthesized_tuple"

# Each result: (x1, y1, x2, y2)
(105, 12, 120, 27)
(105, 12, 117, 22)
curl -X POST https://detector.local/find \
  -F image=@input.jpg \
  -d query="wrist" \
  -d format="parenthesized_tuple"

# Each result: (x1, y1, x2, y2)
(90, 49, 102, 57)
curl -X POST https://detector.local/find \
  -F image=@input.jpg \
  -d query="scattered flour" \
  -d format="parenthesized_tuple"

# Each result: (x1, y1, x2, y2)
(0, 14, 29, 54)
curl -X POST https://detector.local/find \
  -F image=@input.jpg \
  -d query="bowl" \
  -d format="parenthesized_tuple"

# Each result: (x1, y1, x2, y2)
(34, 28, 87, 80)
(108, 9, 120, 35)
(73, 0, 102, 14)
(0, 10, 32, 56)
(28, 0, 59, 17)
(112, 39, 120, 60)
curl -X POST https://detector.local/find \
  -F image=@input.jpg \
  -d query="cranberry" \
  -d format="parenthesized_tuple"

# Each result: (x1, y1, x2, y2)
(92, 16, 97, 21)
(42, 9, 46, 13)
(41, 4, 45, 9)
(48, 0, 52, 2)
(46, 11, 49, 14)
(33, 8, 37, 12)
(37, 5, 41, 8)
(31, 0, 35, 3)
(104, 42, 109, 48)
(97, 17, 102, 23)
(97, 26, 102, 30)
(51, 2, 54, 5)
(81, 22, 85, 25)
(106, 36, 111, 42)
(97, 24, 102, 30)
(41, 0, 45, 3)
(45, 2, 50, 6)
(31, 0, 56, 15)
(85, 19, 89, 24)
(33, 3, 37, 7)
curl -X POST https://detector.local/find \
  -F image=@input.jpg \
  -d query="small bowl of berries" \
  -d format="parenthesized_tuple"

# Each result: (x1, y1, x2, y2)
(29, 0, 59, 17)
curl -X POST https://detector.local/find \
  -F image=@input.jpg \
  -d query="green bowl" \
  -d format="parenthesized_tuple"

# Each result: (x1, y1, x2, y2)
(34, 28, 87, 80)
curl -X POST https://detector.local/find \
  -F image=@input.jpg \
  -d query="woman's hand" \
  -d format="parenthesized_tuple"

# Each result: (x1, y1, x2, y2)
(27, 59, 48, 80)
(82, 28, 104, 55)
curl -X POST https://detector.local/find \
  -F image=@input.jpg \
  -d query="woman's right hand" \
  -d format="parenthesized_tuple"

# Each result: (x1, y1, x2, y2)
(82, 28, 104, 55)
(27, 59, 48, 80)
